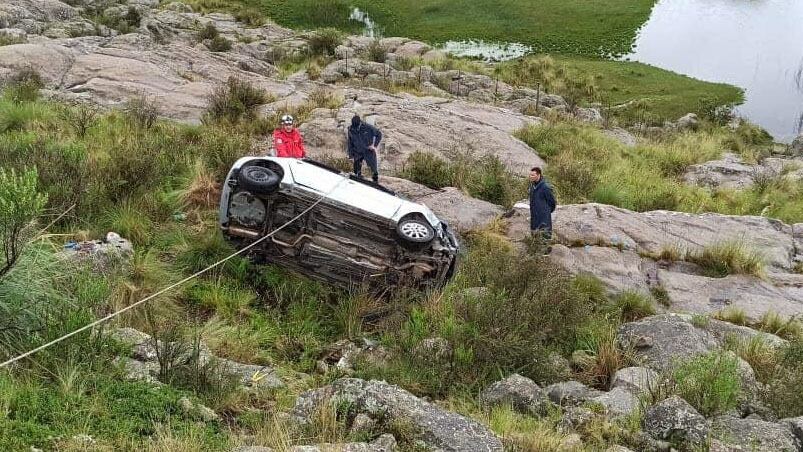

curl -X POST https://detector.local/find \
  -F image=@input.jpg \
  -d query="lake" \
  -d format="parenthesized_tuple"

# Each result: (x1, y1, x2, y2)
(626, 0, 803, 142)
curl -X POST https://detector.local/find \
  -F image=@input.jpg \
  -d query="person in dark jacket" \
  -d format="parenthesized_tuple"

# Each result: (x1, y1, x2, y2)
(347, 115, 383, 182)
(529, 166, 556, 242)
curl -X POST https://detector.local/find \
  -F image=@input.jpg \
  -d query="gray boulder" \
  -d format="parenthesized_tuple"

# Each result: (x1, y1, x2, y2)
(288, 434, 397, 452)
(643, 396, 708, 447)
(617, 314, 719, 372)
(590, 387, 639, 417)
(292, 379, 503, 452)
(602, 127, 637, 147)
(711, 416, 800, 452)
(790, 134, 803, 157)
(611, 367, 660, 395)
(479, 374, 550, 415)
(784, 416, 803, 443)
(178, 396, 219, 422)
(676, 113, 700, 130)
(545, 381, 604, 406)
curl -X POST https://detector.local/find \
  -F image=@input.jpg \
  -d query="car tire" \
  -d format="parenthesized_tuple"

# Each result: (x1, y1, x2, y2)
(396, 217, 435, 249)
(238, 165, 280, 194)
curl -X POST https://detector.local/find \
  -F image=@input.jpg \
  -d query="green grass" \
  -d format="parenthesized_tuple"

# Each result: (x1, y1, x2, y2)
(515, 121, 803, 224)
(686, 240, 766, 278)
(245, 0, 656, 57)
(671, 352, 741, 417)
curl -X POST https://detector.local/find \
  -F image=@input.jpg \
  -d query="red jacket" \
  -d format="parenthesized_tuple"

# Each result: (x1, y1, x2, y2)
(273, 128, 305, 158)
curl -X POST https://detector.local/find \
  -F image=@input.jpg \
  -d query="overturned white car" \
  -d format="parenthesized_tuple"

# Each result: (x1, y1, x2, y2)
(219, 157, 459, 291)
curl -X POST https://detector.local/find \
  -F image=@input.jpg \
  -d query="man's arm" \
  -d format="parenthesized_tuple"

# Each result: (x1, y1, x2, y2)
(298, 132, 306, 158)
(372, 126, 383, 147)
(545, 184, 557, 212)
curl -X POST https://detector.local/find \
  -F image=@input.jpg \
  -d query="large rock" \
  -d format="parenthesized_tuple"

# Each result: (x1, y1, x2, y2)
(590, 387, 639, 417)
(643, 396, 708, 447)
(479, 374, 549, 415)
(544, 381, 603, 406)
(611, 367, 660, 395)
(381, 177, 504, 231)
(505, 203, 803, 319)
(711, 416, 801, 452)
(292, 378, 503, 452)
(288, 434, 397, 452)
(617, 314, 719, 372)
(790, 134, 803, 156)
(683, 153, 803, 190)
(784, 417, 803, 444)
(300, 88, 544, 176)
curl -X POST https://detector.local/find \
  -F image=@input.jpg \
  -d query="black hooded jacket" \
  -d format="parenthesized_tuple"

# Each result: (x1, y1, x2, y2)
(347, 120, 383, 159)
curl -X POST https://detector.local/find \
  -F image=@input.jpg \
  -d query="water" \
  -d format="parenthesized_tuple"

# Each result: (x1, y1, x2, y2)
(440, 40, 532, 62)
(349, 7, 379, 38)
(627, 0, 803, 142)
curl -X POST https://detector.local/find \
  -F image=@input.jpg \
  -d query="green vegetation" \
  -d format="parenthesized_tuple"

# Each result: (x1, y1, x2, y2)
(671, 352, 741, 417)
(714, 307, 749, 326)
(515, 121, 803, 224)
(686, 240, 766, 278)
(399, 150, 526, 208)
(307, 27, 344, 56)
(0, 168, 47, 279)
(246, 0, 656, 57)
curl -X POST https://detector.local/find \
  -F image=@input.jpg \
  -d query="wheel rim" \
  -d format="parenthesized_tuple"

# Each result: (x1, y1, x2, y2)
(249, 168, 269, 181)
(401, 221, 430, 240)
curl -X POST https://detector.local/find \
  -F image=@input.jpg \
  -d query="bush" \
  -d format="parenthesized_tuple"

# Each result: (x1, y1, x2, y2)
(365, 40, 387, 63)
(613, 290, 656, 322)
(197, 22, 219, 41)
(399, 151, 454, 189)
(205, 76, 268, 123)
(58, 102, 98, 138)
(0, 168, 47, 279)
(714, 307, 748, 326)
(672, 352, 741, 417)
(307, 28, 343, 56)
(206, 35, 232, 52)
(3, 68, 44, 103)
(686, 240, 766, 278)
(124, 95, 159, 129)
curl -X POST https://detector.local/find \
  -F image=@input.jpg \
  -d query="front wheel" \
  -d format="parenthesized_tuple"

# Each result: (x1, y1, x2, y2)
(238, 165, 280, 195)
(396, 216, 435, 250)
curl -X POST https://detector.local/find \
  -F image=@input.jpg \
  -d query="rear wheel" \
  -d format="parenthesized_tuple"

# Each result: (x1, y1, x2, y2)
(238, 165, 280, 194)
(396, 216, 435, 250)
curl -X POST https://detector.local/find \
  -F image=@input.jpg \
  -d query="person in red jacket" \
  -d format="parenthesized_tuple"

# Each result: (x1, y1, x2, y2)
(273, 114, 305, 158)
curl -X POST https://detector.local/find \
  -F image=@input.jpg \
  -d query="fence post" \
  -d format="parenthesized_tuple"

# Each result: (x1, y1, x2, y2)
(535, 82, 541, 113)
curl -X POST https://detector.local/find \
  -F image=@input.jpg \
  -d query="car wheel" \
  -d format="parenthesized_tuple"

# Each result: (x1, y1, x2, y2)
(238, 165, 280, 194)
(396, 217, 435, 248)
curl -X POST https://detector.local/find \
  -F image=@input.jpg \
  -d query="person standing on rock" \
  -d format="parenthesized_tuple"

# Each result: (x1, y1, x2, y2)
(529, 166, 556, 245)
(347, 115, 383, 183)
(273, 114, 305, 158)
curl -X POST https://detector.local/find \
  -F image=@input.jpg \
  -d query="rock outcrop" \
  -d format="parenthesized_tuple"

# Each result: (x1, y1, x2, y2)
(711, 416, 801, 452)
(479, 373, 550, 415)
(683, 153, 803, 190)
(292, 378, 504, 452)
(506, 203, 803, 319)
(643, 396, 709, 447)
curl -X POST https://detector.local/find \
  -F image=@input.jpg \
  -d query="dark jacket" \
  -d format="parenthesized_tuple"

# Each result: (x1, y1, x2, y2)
(529, 178, 556, 231)
(347, 122, 382, 159)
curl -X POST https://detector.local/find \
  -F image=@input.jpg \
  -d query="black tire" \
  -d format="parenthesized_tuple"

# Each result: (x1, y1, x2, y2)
(396, 217, 435, 249)
(238, 165, 280, 194)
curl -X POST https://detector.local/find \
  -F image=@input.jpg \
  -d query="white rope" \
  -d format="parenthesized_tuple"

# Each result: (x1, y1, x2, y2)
(0, 179, 347, 369)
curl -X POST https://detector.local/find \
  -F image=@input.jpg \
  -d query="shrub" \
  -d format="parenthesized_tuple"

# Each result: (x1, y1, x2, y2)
(672, 352, 741, 417)
(761, 341, 803, 417)
(613, 290, 656, 322)
(0, 34, 25, 46)
(714, 307, 748, 326)
(206, 35, 232, 52)
(0, 168, 47, 279)
(758, 311, 802, 340)
(399, 151, 453, 189)
(124, 95, 159, 129)
(307, 28, 343, 56)
(365, 40, 387, 63)
(3, 68, 44, 103)
(307, 87, 344, 110)
(58, 102, 98, 138)
(205, 76, 268, 123)
(686, 240, 766, 278)
(197, 22, 219, 41)
(574, 324, 631, 389)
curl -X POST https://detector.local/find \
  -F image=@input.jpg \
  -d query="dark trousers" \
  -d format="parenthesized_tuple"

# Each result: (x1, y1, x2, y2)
(353, 150, 379, 182)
